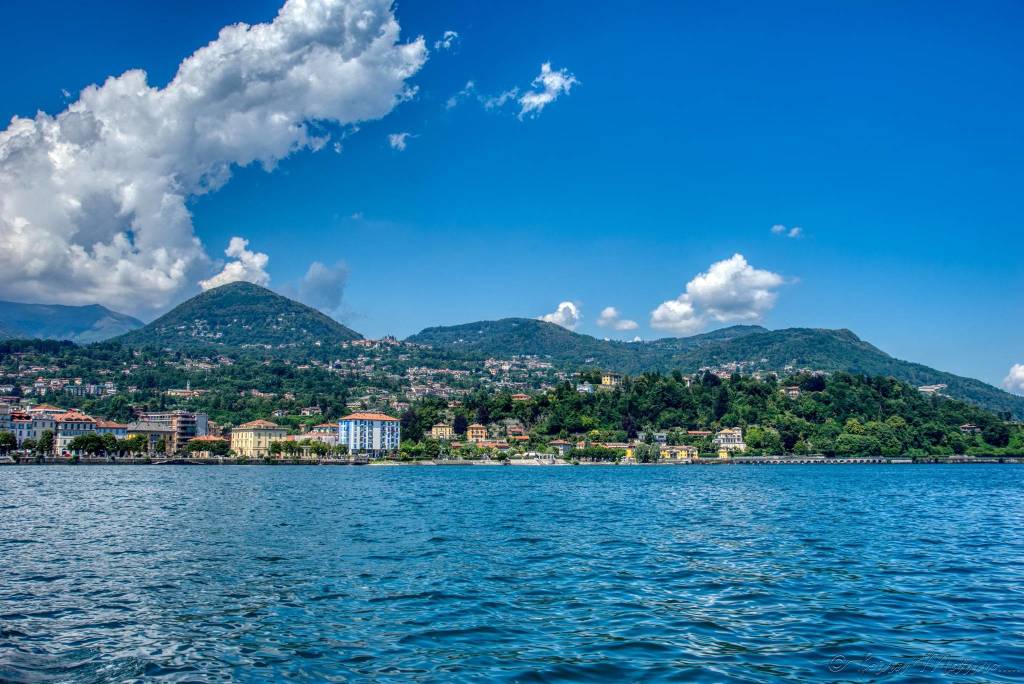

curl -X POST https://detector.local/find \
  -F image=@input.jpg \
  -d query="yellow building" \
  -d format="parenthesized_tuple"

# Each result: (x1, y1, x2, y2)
(431, 423, 454, 440)
(660, 445, 698, 461)
(466, 423, 488, 443)
(231, 419, 287, 458)
(600, 372, 622, 387)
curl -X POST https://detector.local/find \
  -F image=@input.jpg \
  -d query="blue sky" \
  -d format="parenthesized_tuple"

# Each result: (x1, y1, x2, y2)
(0, 0, 1021, 389)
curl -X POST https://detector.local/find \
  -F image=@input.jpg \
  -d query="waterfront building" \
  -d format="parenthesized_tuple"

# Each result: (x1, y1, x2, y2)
(137, 410, 209, 454)
(338, 412, 400, 457)
(54, 411, 97, 454)
(127, 422, 175, 454)
(660, 445, 698, 461)
(466, 423, 488, 443)
(549, 439, 573, 457)
(95, 421, 128, 439)
(307, 423, 340, 446)
(431, 423, 454, 440)
(713, 427, 747, 456)
(7, 410, 57, 446)
(230, 420, 287, 459)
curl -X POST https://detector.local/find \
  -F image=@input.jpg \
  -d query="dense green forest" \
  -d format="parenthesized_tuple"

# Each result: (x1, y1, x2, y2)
(398, 372, 1023, 458)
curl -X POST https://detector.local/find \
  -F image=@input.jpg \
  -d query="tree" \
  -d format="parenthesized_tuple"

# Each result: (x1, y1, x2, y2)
(187, 438, 231, 457)
(100, 432, 119, 455)
(0, 431, 16, 454)
(154, 436, 167, 454)
(123, 434, 148, 454)
(37, 430, 53, 454)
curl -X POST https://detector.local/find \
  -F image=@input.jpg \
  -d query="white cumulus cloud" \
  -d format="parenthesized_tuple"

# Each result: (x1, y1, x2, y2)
(0, 0, 425, 315)
(518, 62, 578, 119)
(1004, 364, 1024, 395)
(597, 306, 638, 331)
(539, 301, 581, 330)
(388, 132, 411, 150)
(199, 237, 270, 290)
(651, 254, 786, 335)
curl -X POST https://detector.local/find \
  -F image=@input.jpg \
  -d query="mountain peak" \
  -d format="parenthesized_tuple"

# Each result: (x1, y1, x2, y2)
(114, 282, 361, 353)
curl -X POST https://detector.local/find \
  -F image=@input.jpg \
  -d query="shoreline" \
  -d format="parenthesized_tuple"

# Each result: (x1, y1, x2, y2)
(2, 457, 1021, 467)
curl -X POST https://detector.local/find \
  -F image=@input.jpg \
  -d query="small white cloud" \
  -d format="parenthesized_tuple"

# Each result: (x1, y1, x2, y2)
(1004, 364, 1024, 395)
(539, 301, 582, 330)
(771, 224, 803, 239)
(518, 63, 578, 119)
(445, 80, 476, 109)
(433, 30, 459, 51)
(597, 306, 639, 331)
(388, 132, 412, 151)
(651, 254, 786, 335)
(350, 212, 363, 220)
(483, 88, 519, 109)
(632, 336, 643, 342)
(199, 237, 270, 290)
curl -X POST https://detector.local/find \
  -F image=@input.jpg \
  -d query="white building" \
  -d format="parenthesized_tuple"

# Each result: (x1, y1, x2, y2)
(306, 423, 340, 446)
(54, 411, 97, 454)
(713, 427, 747, 453)
(338, 412, 400, 456)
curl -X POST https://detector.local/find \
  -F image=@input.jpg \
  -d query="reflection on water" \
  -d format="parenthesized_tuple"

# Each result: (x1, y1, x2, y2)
(1, 465, 1022, 682)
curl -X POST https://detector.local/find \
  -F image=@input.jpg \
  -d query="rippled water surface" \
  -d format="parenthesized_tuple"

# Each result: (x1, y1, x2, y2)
(2, 465, 1023, 682)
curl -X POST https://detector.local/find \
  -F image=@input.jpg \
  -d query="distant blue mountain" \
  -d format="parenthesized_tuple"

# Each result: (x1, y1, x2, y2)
(0, 300, 143, 344)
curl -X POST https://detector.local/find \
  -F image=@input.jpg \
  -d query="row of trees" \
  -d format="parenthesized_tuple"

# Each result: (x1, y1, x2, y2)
(268, 440, 348, 457)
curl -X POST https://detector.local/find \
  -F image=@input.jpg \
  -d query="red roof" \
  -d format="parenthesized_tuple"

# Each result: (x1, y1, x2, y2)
(341, 412, 398, 422)
(190, 435, 226, 442)
(55, 411, 95, 423)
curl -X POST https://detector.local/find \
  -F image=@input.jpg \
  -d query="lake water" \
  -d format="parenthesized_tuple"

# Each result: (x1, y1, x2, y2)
(1, 465, 1022, 682)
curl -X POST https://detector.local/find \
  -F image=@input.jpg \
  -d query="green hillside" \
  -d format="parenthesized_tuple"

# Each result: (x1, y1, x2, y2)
(408, 320, 1024, 418)
(115, 282, 361, 353)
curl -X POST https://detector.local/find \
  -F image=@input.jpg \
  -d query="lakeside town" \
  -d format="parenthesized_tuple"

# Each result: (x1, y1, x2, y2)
(1, 351, 1017, 466)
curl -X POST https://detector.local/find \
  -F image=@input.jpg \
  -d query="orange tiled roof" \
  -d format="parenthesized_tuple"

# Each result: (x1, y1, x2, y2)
(30, 404, 64, 412)
(341, 412, 398, 422)
(95, 420, 127, 429)
(55, 411, 95, 423)
(190, 435, 226, 442)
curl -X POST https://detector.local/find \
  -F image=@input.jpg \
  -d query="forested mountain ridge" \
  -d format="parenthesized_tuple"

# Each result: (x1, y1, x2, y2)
(0, 301, 143, 343)
(408, 320, 1024, 418)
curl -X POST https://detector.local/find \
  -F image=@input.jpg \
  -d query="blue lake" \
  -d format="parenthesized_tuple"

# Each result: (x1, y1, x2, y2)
(1, 465, 1022, 682)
